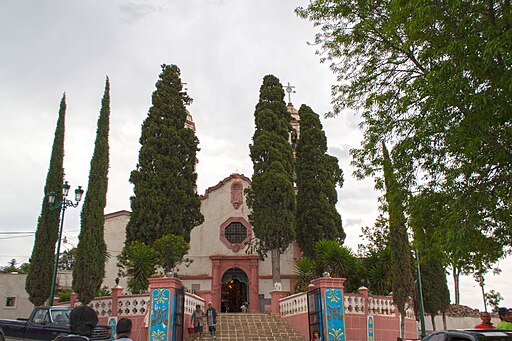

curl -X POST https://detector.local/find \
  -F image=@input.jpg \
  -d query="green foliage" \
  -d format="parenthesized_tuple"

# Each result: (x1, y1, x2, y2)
(314, 239, 362, 292)
(58, 248, 76, 271)
(382, 143, 414, 320)
(117, 241, 158, 294)
(26, 94, 66, 306)
(17, 262, 30, 273)
(409, 191, 450, 313)
(97, 286, 111, 297)
(358, 214, 389, 256)
(419, 258, 451, 315)
(361, 247, 392, 296)
(57, 288, 73, 303)
(1, 259, 30, 274)
(293, 256, 319, 292)
(152, 234, 191, 273)
(485, 290, 503, 313)
(74, 78, 110, 304)
(297, 0, 512, 256)
(295, 104, 345, 258)
(246, 75, 296, 284)
(126, 64, 203, 245)
(410, 188, 504, 304)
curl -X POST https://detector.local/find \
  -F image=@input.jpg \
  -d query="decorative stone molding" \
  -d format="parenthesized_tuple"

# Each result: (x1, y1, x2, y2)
(230, 181, 243, 209)
(219, 217, 253, 252)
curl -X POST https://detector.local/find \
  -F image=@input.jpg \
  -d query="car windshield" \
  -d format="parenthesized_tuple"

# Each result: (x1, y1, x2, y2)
(50, 309, 70, 324)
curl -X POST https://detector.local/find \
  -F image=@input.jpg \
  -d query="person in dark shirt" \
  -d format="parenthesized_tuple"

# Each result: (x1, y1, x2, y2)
(55, 305, 99, 341)
(115, 318, 133, 341)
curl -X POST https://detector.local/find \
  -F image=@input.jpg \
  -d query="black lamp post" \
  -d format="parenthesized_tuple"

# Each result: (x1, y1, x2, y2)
(48, 181, 84, 306)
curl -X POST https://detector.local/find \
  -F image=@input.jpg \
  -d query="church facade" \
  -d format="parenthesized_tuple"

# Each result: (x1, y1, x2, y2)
(102, 104, 302, 313)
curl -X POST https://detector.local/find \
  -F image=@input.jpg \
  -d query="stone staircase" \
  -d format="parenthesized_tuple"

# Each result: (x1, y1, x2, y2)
(187, 313, 307, 341)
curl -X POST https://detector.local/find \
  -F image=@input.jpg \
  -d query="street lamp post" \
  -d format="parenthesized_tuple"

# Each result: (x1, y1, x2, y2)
(48, 181, 84, 306)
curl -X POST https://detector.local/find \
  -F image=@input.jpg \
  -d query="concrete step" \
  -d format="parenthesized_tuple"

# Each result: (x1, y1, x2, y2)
(186, 313, 306, 341)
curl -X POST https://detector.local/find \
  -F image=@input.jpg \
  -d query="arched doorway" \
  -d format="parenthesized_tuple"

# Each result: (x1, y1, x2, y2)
(221, 268, 248, 313)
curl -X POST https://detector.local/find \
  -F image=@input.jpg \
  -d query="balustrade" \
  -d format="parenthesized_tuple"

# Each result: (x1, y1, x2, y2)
(279, 292, 307, 317)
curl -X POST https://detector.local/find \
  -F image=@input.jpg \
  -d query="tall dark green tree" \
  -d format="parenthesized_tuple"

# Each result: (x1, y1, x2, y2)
(126, 64, 203, 245)
(409, 190, 450, 327)
(246, 75, 296, 286)
(73, 78, 110, 304)
(26, 94, 66, 305)
(382, 143, 414, 337)
(295, 104, 344, 258)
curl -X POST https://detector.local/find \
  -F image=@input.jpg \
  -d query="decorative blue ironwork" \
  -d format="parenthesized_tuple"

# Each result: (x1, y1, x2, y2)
(368, 315, 375, 341)
(325, 288, 345, 341)
(107, 317, 117, 341)
(149, 288, 172, 341)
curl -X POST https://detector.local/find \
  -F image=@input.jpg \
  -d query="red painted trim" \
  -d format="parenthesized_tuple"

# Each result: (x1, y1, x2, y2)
(177, 275, 212, 280)
(200, 173, 251, 200)
(210, 255, 260, 313)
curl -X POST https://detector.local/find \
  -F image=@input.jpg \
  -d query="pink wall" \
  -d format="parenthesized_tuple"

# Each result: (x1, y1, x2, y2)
(278, 280, 418, 341)
(282, 312, 310, 339)
(98, 315, 147, 341)
(282, 310, 418, 341)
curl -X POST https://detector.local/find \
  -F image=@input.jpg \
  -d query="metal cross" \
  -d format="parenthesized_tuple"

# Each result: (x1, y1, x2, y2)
(284, 82, 296, 104)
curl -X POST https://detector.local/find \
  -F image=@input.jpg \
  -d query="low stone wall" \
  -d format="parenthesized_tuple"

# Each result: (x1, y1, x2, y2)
(62, 286, 205, 341)
(279, 284, 418, 341)
(424, 315, 501, 332)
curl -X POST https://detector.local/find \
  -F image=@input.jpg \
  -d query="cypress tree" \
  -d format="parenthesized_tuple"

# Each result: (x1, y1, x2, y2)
(25, 94, 66, 305)
(73, 78, 110, 304)
(295, 104, 344, 258)
(246, 75, 296, 286)
(126, 64, 203, 245)
(409, 190, 450, 329)
(382, 142, 414, 337)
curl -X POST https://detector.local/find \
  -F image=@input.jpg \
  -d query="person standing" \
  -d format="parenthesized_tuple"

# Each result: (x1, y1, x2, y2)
(55, 305, 98, 341)
(115, 318, 133, 341)
(191, 304, 205, 341)
(206, 302, 218, 339)
(473, 311, 494, 329)
(496, 308, 512, 330)
(311, 330, 322, 340)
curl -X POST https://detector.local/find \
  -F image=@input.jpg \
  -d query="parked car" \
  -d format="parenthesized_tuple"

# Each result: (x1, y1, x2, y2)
(423, 329, 512, 340)
(0, 306, 111, 341)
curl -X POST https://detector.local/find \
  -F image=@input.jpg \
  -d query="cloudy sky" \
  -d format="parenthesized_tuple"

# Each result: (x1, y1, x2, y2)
(0, 0, 509, 309)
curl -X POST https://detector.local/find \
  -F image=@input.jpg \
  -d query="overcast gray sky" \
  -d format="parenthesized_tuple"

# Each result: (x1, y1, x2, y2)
(0, 0, 509, 309)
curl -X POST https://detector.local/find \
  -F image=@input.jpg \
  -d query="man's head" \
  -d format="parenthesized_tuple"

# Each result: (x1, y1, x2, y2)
(498, 307, 512, 322)
(116, 318, 132, 337)
(208, 302, 213, 308)
(480, 311, 491, 324)
(507, 308, 512, 322)
(69, 305, 98, 337)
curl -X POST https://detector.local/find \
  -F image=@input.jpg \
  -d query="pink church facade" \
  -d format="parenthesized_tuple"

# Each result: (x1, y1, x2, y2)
(102, 173, 301, 314)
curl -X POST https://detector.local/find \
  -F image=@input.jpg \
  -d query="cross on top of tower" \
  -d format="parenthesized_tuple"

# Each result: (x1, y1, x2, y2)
(284, 82, 296, 104)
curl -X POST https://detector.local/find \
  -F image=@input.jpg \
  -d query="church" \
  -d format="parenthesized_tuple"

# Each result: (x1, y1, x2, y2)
(102, 101, 303, 314)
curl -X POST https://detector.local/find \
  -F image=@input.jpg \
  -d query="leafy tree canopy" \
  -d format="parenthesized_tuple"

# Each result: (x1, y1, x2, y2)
(153, 234, 192, 273)
(297, 0, 512, 248)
